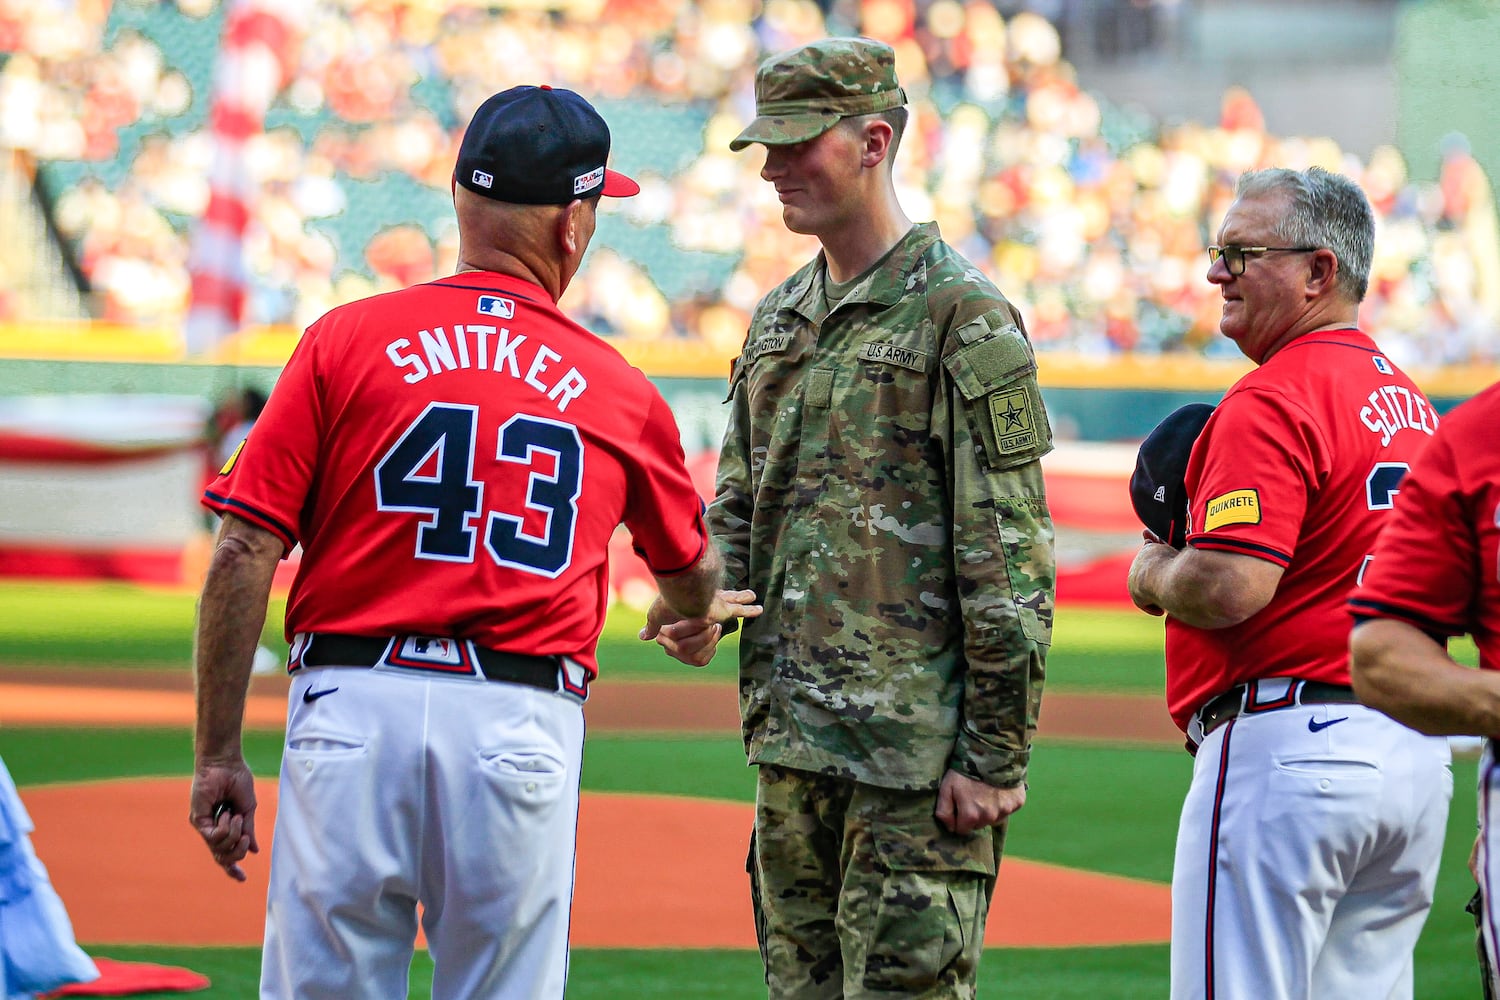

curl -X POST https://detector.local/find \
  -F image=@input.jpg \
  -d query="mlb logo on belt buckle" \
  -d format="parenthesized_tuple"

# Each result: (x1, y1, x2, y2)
(382, 636, 482, 677)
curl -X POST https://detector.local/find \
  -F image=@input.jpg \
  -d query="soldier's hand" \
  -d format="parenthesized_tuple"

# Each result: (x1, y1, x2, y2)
(934, 770, 1025, 836)
(704, 589, 762, 628)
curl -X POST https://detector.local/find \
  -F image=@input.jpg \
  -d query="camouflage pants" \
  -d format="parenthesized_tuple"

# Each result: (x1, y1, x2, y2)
(749, 764, 1003, 999)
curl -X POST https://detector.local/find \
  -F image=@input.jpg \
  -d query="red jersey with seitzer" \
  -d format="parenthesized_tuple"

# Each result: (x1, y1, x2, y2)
(1164, 329, 1439, 730)
(202, 270, 709, 676)
(1348, 381, 1500, 670)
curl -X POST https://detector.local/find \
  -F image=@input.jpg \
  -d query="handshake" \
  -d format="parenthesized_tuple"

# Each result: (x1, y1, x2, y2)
(639, 590, 762, 667)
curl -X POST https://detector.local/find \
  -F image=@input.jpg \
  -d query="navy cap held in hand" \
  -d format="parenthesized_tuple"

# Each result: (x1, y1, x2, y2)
(455, 85, 639, 206)
(1130, 402, 1215, 549)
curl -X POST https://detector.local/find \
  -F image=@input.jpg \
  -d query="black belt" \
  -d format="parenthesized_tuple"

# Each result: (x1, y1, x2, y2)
(295, 632, 578, 697)
(1195, 679, 1359, 744)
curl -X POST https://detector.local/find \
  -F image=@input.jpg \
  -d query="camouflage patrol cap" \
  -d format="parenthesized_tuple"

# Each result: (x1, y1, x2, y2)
(729, 37, 907, 152)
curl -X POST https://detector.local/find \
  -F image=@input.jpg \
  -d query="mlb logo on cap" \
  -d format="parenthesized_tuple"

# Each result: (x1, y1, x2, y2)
(472, 169, 494, 190)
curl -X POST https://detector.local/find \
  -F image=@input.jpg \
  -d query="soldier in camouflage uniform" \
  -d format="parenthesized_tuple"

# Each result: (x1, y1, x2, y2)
(643, 36, 1055, 999)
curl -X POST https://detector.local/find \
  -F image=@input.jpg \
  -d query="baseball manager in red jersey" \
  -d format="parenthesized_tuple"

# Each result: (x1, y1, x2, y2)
(1127, 166, 1451, 1000)
(190, 85, 759, 1000)
(1349, 379, 1500, 997)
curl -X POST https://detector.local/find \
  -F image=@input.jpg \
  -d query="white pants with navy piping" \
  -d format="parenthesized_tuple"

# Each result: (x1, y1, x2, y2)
(1474, 740, 1500, 997)
(1170, 690, 1451, 1000)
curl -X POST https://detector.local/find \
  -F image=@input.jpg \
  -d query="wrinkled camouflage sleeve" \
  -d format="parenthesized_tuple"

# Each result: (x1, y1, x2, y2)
(707, 357, 753, 594)
(940, 309, 1055, 788)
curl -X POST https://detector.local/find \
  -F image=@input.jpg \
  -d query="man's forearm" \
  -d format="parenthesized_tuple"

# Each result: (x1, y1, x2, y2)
(1351, 618, 1500, 736)
(194, 518, 282, 760)
(653, 543, 724, 619)
(1129, 542, 1277, 629)
(953, 637, 1045, 788)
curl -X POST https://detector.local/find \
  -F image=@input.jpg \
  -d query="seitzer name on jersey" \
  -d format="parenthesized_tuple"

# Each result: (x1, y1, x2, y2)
(1358, 383, 1438, 447)
(384, 325, 588, 413)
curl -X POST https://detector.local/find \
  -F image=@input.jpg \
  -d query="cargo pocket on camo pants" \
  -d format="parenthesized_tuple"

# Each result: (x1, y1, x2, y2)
(859, 820, 997, 994)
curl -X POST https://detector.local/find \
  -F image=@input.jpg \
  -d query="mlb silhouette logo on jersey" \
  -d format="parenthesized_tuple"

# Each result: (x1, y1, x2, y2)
(478, 295, 515, 319)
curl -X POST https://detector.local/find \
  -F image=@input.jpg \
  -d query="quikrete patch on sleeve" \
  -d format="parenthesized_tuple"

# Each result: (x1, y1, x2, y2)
(1204, 488, 1261, 530)
(989, 387, 1038, 454)
(220, 440, 245, 476)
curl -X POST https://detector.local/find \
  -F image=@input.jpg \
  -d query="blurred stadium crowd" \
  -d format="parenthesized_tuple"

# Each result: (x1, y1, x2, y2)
(1, 0, 1498, 366)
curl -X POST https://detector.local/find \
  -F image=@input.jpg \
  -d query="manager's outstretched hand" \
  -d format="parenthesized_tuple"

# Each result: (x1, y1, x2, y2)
(640, 589, 762, 667)
(190, 758, 259, 882)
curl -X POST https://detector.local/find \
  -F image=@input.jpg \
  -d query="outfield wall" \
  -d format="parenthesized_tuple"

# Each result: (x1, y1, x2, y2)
(2, 351, 1494, 447)
(4, 341, 1494, 605)
(0, 391, 1142, 606)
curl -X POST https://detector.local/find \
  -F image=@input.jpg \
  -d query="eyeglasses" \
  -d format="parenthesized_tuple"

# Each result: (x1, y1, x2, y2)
(1207, 245, 1321, 276)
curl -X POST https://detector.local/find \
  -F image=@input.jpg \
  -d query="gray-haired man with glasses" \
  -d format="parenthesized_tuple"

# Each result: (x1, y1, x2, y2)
(1128, 166, 1450, 999)
(1207, 243, 1320, 275)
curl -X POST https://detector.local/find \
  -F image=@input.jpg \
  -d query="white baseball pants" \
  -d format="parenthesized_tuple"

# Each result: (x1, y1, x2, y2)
(1474, 740, 1500, 997)
(1170, 696, 1451, 1000)
(260, 665, 585, 1000)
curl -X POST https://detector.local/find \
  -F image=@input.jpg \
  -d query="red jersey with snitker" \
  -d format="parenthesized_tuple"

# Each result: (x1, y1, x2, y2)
(203, 270, 708, 676)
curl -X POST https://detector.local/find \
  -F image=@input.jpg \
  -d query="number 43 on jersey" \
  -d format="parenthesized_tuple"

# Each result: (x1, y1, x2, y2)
(374, 402, 582, 578)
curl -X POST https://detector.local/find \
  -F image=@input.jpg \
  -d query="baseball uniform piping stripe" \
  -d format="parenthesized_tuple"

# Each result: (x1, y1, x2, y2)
(563, 713, 586, 992)
(429, 279, 539, 300)
(1203, 717, 1236, 1000)
(1348, 600, 1464, 639)
(1485, 748, 1499, 967)
(1189, 536, 1291, 566)
(202, 491, 297, 548)
(635, 529, 709, 577)
(1275, 333, 1376, 357)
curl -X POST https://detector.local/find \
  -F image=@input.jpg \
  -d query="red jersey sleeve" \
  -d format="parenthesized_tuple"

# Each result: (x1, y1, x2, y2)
(1185, 386, 1322, 567)
(1348, 430, 1472, 636)
(622, 391, 708, 576)
(201, 322, 326, 552)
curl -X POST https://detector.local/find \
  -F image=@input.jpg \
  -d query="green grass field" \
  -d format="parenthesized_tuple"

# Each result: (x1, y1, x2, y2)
(0, 580, 1487, 997)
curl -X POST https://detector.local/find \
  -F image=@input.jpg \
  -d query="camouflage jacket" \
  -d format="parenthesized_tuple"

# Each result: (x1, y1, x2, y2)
(708, 222, 1056, 791)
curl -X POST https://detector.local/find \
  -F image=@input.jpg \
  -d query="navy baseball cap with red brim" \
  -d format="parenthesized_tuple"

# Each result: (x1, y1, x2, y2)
(456, 85, 639, 205)
(1130, 402, 1215, 549)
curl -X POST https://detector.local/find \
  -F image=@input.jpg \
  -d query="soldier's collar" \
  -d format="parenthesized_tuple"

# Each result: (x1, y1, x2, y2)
(783, 222, 942, 321)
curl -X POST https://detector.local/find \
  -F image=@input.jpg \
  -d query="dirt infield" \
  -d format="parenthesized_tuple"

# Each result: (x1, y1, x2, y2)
(26, 779, 1171, 949)
(6, 668, 1177, 949)
(0, 667, 1184, 744)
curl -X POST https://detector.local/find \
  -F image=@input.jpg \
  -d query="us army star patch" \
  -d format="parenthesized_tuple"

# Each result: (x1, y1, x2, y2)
(990, 388, 1037, 453)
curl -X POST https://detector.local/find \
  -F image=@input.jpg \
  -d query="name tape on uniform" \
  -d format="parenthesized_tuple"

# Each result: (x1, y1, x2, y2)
(857, 342, 928, 371)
